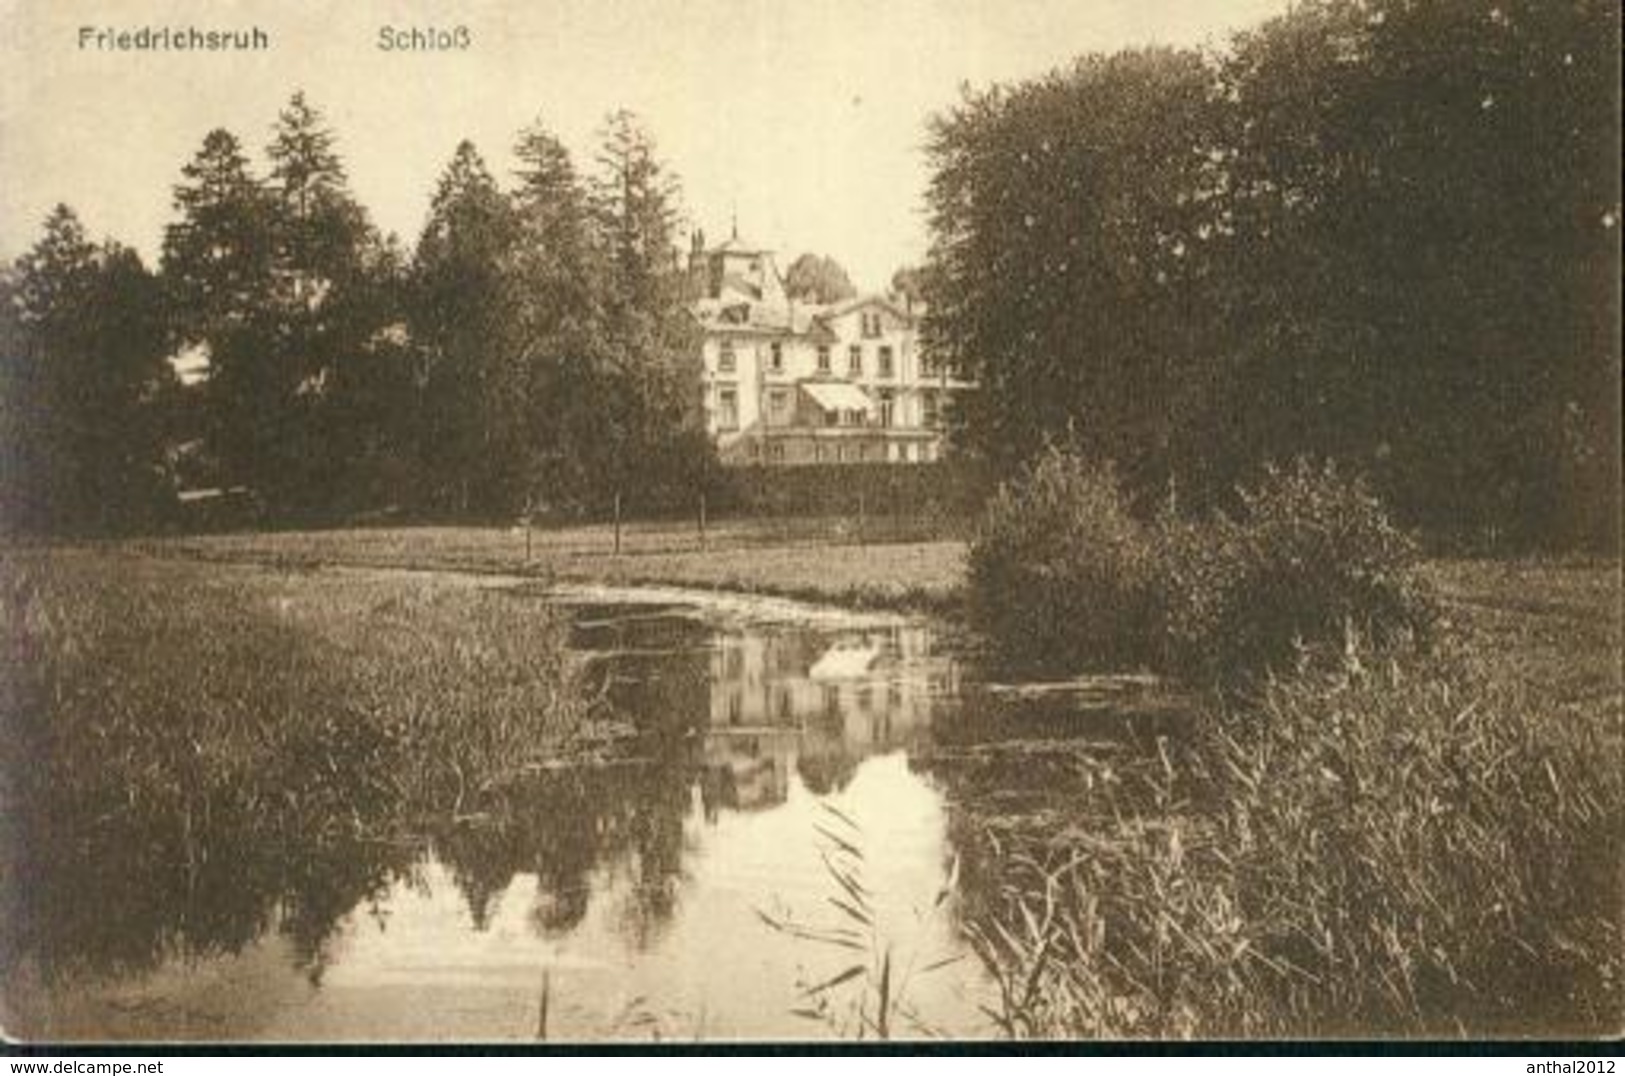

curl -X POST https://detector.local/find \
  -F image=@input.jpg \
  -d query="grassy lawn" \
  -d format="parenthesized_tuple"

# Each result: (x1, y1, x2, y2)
(130, 520, 967, 611)
(1423, 557, 1622, 712)
(127, 526, 1618, 681)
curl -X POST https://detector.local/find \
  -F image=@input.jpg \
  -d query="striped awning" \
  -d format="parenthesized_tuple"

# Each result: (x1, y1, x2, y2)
(800, 381, 873, 414)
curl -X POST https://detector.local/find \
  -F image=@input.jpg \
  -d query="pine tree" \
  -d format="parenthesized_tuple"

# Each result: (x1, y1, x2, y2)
(3, 207, 173, 533)
(515, 119, 591, 262)
(411, 140, 525, 513)
(258, 91, 384, 514)
(161, 129, 279, 495)
(591, 110, 683, 319)
(584, 111, 706, 509)
(270, 95, 367, 284)
(511, 118, 602, 506)
(162, 128, 271, 342)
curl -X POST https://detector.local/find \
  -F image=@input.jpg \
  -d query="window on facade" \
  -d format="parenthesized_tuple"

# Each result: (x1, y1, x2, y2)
(769, 341, 783, 372)
(718, 340, 736, 373)
(878, 389, 895, 428)
(848, 345, 862, 376)
(768, 388, 790, 422)
(922, 390, 940, 428)
(825, 408, 840, 428)
(816, 345, 831, 373)
(878, 346, 894, 378)
(861, 311, 882, 339)
(770, 442, 786, 463)
(718, 388, 739, 430)
(919, 351, 938, 378)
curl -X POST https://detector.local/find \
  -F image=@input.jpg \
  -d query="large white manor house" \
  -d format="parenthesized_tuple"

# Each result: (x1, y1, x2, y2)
(688, 230, 970, 466)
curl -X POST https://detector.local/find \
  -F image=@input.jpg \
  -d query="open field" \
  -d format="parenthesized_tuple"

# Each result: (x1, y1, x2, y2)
(117, 524, 1620, 685)
(125, 520, 968, 612)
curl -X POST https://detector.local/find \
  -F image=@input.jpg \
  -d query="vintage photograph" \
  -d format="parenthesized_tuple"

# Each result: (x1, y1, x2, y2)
(0, 0, 1619, 1046)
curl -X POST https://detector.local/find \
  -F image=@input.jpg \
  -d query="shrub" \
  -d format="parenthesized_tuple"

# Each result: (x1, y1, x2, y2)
(966, 447, 1157, 673)
(1160, 459, 1435, 684)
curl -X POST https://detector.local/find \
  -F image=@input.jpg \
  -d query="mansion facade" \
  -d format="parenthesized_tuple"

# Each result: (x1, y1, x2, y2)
(689, 232, 969, 466)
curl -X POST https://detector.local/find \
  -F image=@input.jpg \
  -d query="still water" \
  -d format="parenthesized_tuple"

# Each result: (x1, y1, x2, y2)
(4, 582, 1171, 1042)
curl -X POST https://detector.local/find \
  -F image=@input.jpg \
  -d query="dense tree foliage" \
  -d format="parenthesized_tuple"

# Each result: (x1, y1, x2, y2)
(888, 265, 931, 308)
(404, 112, 707, 517)
(1, 207, 175, 533)
(410, 140, 526, 512)
(1, 94, 712, 532)
(159, 98, 401, 519)
(925, 0, 1620, 547)
(582, 111, 708, 511)
(784, 253, 858, 304)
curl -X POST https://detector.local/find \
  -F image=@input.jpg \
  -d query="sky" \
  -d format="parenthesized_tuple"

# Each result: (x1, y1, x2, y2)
(0, 0, 1289, 291)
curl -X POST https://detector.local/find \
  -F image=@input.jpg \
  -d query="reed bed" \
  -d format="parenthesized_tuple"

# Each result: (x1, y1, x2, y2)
(0, 549, 611, 978)
(939, 639, 1622, 1038)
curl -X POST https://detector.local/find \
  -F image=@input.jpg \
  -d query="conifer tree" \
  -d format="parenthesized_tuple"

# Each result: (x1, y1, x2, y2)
(411, 140, 525, 512)
(258, 91, 387, 514)
(511, 118, 601, 505)
(3, 207, 173, 532)
(161, 128, 277, 493)
(586, 110, 706, 509)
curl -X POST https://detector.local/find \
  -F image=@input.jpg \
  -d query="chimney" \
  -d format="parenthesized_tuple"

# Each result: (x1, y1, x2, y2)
(688, 229, 707, 276)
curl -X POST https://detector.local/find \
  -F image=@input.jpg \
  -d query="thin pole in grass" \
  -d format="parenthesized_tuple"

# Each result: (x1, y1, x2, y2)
(536, 968, 550, 1041)
(522, 494, 533, 563)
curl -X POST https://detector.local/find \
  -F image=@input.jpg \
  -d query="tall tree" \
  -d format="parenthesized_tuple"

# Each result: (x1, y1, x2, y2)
(888, 265, 932, 308)
(784, 253, 857, 304)
(259, 91, 388, 514)
(591, 110, 683, 319)
(161, 128, 277, 496)
(922, 0, 1619, 546)
(923, 47, 1222, 486)
(586, 111, 706, 509)
(511, 118, 602, 506)
(2, 207, 173, 533)
(161, 129, 272, 343)
(410, 140, 525, 513)
(1218, 0, 1621, 543)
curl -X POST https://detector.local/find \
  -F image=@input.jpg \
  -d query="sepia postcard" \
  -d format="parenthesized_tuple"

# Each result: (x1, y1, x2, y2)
(0, 0, 1619, 1049)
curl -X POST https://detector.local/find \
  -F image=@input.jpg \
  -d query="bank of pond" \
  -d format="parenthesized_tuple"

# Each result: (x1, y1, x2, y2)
(0, 553, 1617, 1040)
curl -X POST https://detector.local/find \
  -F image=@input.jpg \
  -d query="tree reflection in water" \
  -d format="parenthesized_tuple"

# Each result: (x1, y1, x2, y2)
(5, 595, 967, 1033)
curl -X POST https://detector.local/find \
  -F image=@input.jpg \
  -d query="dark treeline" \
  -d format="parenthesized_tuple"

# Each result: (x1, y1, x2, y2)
(924, 0, 1621, 550)
(1, 94, 707, 534)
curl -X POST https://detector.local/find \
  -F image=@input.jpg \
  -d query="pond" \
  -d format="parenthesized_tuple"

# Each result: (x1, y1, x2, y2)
(3, 581, 1181, 1042)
